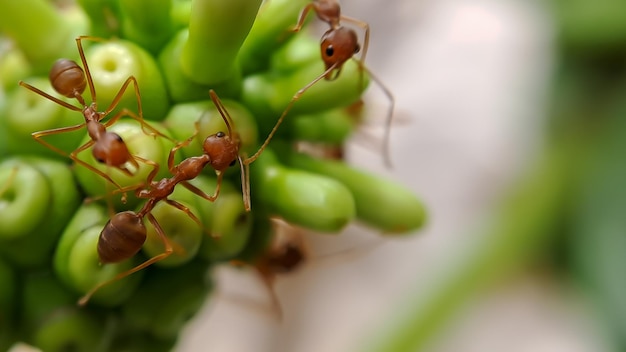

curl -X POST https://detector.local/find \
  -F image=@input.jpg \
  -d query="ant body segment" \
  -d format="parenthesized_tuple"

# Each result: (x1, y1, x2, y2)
(247, 0, 395, 167)
(78, 90, 252, 306)
(18, 36, 169, 194)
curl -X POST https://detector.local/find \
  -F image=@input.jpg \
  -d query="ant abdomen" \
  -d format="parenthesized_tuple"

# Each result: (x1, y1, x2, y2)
(48, 59, 87, 98)
(98, 211, 147, 264)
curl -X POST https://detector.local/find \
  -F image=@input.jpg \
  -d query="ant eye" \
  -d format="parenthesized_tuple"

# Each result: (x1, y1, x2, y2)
(113, 133, 123, 142)
(216, 132, 226, 138)
(325, 45, 334, 57)
(229, 159, 236, 167)
(354, 44, 361, 54)
(95, 155, 105, 163)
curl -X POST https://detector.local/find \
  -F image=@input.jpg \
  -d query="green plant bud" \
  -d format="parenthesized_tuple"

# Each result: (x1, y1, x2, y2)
(0, 47, 32, 92)
(199, 192, 253, 261)
(0, 157, 80, 268)
(163, 98, 258, 159)
(171, 0, 192, 30)
(118, 0, 174, 55)
(269, 31, 320, 74)
(158, 29, 241, 103)
(180, 0, 263, 85)
(0, 161, 50, 241)
(120, 260, 212, 339)
(54, 203, 143, 306)
(140, 190, 204, 268)
(73, 119, 177, 210)
(0, 0, 81, 74)
(238, 0, 312, 74)
(76, 0, 123, 38)
(84, 38, 170, 121)
(31, 308, 107, 352)
(280, 149, 427, 234)
(3, 77, 85, 159)
(290, 107, 355, 143)
(19, 271, 76, 339)
(251, 148, 355, 233)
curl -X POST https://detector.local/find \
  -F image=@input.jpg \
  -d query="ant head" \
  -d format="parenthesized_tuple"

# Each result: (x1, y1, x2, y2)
(49, 59, 87, 98)
(92, 132, 133, 168)
(320, 27, 360, 80)
(98, 211, 146, 264)
(202, 131, 239, 171)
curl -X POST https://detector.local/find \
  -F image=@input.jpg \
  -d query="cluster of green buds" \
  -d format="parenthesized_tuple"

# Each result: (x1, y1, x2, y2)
(0, 0, 427, 351)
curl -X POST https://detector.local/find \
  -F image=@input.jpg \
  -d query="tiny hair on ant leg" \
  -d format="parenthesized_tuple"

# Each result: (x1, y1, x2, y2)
(245, 0, 395, 167)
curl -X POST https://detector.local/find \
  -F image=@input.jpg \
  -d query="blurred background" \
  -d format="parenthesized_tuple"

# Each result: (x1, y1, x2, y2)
(178, 0, 626, 351)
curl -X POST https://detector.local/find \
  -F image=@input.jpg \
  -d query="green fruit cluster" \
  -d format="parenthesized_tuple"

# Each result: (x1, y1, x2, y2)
(0, 0, 426, 350)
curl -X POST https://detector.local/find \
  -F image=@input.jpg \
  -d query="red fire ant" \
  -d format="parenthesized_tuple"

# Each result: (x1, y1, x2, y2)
(18, 36, 170, 195)
(78, 90, 252, 306)
(246, 0, 395, 167)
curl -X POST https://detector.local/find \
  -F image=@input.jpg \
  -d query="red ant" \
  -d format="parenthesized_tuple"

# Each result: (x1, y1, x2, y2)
(18, 36, 169, 196)
(227, 219, 309, 320)
(247, 0, 395, 167)
(78, 90, 251, 306)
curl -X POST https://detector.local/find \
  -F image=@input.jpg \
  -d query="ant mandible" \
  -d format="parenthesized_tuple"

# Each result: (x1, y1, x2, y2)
(78, 90, 251, 306)
(18, 36, 170, 194)
(246, 0, 395, 167)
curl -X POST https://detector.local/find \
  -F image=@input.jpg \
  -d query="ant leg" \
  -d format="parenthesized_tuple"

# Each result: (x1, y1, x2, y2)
(75, 35, 108, 104)
(359, 63, 395, 168)
(167, 122, 201, 174)
(292, 3, 315, 32)
(32, 123, 88, 158)
(18, 81, 83, 112)
(164, 199, 214, 238)
(209, 90, 235, 136)
(134, 155, 160, 185)
(69, 140, 126, 192)
(244, 63, 339, 164)
(115, 108, 175, 142)
(180, 172, 222, 204)
(342, 16, 370, 91)
(98, 74, 162, 140)
(78, 212, 173, 307)
(341, 16, 370, 66)
(238, 154, 252, 211)
(255, 268, 284, 321)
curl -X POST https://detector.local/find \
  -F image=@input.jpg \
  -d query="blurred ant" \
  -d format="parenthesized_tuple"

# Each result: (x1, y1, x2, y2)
(18, 36, 169, 195)
(247, 0, 395, 167)
(78, 90, 251, 306)
(229, 220, 309, 320)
